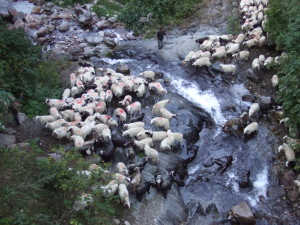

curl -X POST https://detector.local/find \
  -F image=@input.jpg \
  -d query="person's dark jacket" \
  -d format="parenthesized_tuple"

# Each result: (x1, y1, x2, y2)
(157, 31, 166, 40)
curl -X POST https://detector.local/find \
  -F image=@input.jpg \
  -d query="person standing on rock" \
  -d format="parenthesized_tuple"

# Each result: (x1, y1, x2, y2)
(8, 99, 21, 126)
(157, 27, 166, 52)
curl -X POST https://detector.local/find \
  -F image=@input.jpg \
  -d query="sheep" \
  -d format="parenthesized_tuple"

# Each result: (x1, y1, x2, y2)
(167, 130, 183, 143)
(126, 102, 142, 116)
(36, 115, 55, 126)
(219, 64, 237, 74)
(148, 82, 167, 95)
(184, 51, 195, 63)
(98, 115, 118, 127)
(99, 144, 115, 162)
(101, 180, 119, 196)
(102, 128, 111, 143)
(135, 83, 147, 97)
(73, 193, 93, 211)
(139, 70, 156, 80)
(152, 99, 170, 115)
(191, 50, 204, 61)
(70, 73, 76, 86)
(81, 124, 94, 140)
(126, 146, 135, 162)
(130, 167, 142, 192)
(136, 130, 153, 140)
(278, 143, 296, 167)
(200, 39, 214, 51)
(151, 117, 170, 130)
(71, 86, 79, 97)
(160, 136, 175, 151)
(133, 137, 153, 151)
(192, 57, 211, 67)
(158, 171, 175, 198)
(105, 90, 113, 104)
(243, 38, 259, 48)
(249, 103, 260, 117)
(46, 99, 66, 110)
(75, 79, 84, 91)
(67, 126, 84, 138)
(123, 122, 145, 130)
(111, 83, 124, 98)
(95, 101, 107, 114)
(232, 50, 250, 61)
(123, 127, 145, 138)
(144, 144, 159, 165)
(151, 131, 168, 142)
(234, 34, 246, 44)
(128, 113, 145, 123)
(283, 136, 300, 147)
(52, 126, 71, 140)
(70, 135, 85, 148)
(119, 95, 132, 107)
(62, 88, 71, 101)
(114, 173, 131, 186)
(136, 181, 152, 202)
(264, 57, 274, 68)
(116, 162, 129, 176)
(243, 122, 259, 137)
(159, 108, 176, 120)
(271, 75, 279, 88)
(226, 43, 240, 55)
(252, 58, 261, 70)
(118, 184, 130, 208)
(49, 107, 61, 120)
(45, 119, 66, 131)
(115, 108, 127, 123)
(212, 46, 227, 60)
(262, 0, 268, 6)
(111, 135, 132, 148)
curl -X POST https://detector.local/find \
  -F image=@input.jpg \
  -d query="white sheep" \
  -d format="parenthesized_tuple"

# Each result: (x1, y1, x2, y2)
(123, 122, 145, 130)
(148, 82, 167, 95)
(93, 123, 109, 136)
(45, 119, 66, 131)
(46, 99, 66, 110)
(123, 127, 145, 138)
(232, 50, 250, 61)
(219, 64, 237, 74)
(36, 115, 55, 126)
(67, 126, 84, 138)
(70, 135, 85, 148)
(130, 167, 141, 192)
(81, 124, 94, 140)
(144, 144, 159, 165)
(226, 43, 240, 55)
(95, 101, 107, 114)
(249, 103, 260, 117)
(243, 38, 259, 48)
(139, 71, 156, 80)
(101, 180, 119, 196)
(136, 130, 152, 140)
(49, 107, 61, 120)
(271, 75, 279, 88)
(212, 46, 227, 60)
(192, 57, 211, 67)
(52, 126, 71, 140)
(111, 83, 124, 98)
(252, 58, 261, 70)
(71, 86, 79, 97)
(160, 136, 175, 151)
(278, 143, 296, 167)
(119, 95, 132, 107)
(243, 122, 259, 137)
(113, 173, 131, 186)
(151, 117, 170, 130)
(234, 34, 246, 44)
(61, 109, 75, 122)
(73, 193, 93, 211)
(152, 131, 168, 142)
(105, 90, 113, 103)
(152, 99, 170, 115)
(118, 184, 130, 208)
(133, 137, 153, 151)
(167, 130, 183, 143)
(102, 128, 111, 143)
(184, 51, 195, 62)
(135, 83, 147, 97)
(116, 162, 129, 176)
(264, 57, 274, 67)
(62, 88, 71, 100)
(70, 73, 76, 86)
(126, 102, 142, 115)
(258, 36, 266, 47)
(159, 108, 177, 120)
(115, 108, 127, 122)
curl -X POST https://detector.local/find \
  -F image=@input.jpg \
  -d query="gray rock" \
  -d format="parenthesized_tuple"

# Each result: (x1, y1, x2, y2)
(96, 20, 109, 29)
(36, 26, 49, 37)
(104, 31, 117, 38)
(58, 22, 70, 32)
(257, 96, 275, 112)
(103, 37, 117, 48)
(116, 63, 130, 74)
(78, 12, 93, 26)
(108, 16, 117, 23)
(113, 219, 120, 224)
(3, 127, 16, 135)
(124, 221, 130, 225)
(9, 142, 29, 148)
(66, 46, 84, 61)
(245, 68, 261, 83)
(0, 133, 16, 147)
(83, 46, 95, 57)
(18, 112, 28, 125)
(8, 1, 35, 21)
(48, 153, 63, 161)
(232, 201, 255, 225)
(48, 24, 56, 33)
(13, 19, 24, 29)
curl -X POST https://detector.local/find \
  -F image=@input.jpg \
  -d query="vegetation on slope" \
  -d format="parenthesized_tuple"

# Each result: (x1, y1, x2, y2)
(265, 0, 300, 166)
(0, 140, 117, 225)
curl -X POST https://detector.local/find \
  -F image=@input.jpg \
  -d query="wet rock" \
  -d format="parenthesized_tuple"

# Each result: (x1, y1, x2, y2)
(231, 201, 255, 225)
(237, 169, 252, 189)
(78, 12, 93, 27)
(257, 96, 275, 112)
(48, 153, 63, 161)
(13, 19, 25, 29)
(36, 26, 49, 37)
(8, 1, 35, 21)
(31, 6, 42, 14)
(83, 46, 96, 57)
(116, 63, 130, 74)
(124, 221, 130, 225)
(66, 46, 84, 61)
(104, 31, 117, 38)
(18, 112, 28, 125)
(242, 94, 257, 103)
(280, 170, 296, 187)
(58, 12, 73, 20)
(104, 37, 117, 48)
(206, 203, 219, 214)
(113, 219, 120, 224)
(267, 186, 285, 201)
(245, 68, 261, 83)
(48, 24, 55, 33)
(58, 22, 70, 32)
(0, 133, 16, 147)
(85, 36, 103, 45)
(3, 128, 16, 135)
(37, 37, 48, 45)
(96, 20, 109, 29)
(108, 16, 117, 23)
(287, 188, 299, 202)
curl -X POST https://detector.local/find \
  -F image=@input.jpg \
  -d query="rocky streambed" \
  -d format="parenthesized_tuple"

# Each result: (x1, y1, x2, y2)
(1, 0, 300, 225)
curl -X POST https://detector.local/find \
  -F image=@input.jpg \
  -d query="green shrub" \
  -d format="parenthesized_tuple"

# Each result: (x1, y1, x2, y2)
(0, 141, 117, 225)
(92, 0, 123, 18)
(0, 21, 65, 119)
(45, 0, 90, 7)
(119, 0, 203, 34)
(226, 10, 241, 35)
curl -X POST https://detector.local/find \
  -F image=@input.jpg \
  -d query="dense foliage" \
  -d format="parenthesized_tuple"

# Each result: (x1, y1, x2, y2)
(265, 0, 300, 134)
(0, 140, 118, 225)
(119, 0, 203, 33)
(45, 0, 90, 7)
(0, 20, 64, 120)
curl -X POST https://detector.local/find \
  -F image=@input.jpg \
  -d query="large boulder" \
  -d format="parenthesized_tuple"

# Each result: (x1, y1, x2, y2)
(8, 1, 35, 21)
(232, 201, 255, 225)
(78, 12, 93, 27)
(103, 37, 117, 48)
(0, 133, 16, 147)
(245, 68, 261, 83)
(116, 63, 130, 74)
(96, 20, 109, 29)
(36, 26, 49, 37)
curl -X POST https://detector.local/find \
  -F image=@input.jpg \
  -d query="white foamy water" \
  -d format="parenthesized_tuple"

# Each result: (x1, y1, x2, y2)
(171, 78, 226, 126)
(247, 167, 269, 206)
(100, 58, 134, 65)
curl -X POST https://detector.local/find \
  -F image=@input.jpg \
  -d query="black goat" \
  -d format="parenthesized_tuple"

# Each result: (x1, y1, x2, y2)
(159, 171, 175, 198)
(98, 142, 115, 162)
(136, 181, 154, 202)
(129, 113, 145, 123)
(80, 111, 90, 121)
(111, 135, 133, 148)
(128, 157, 148, 175)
